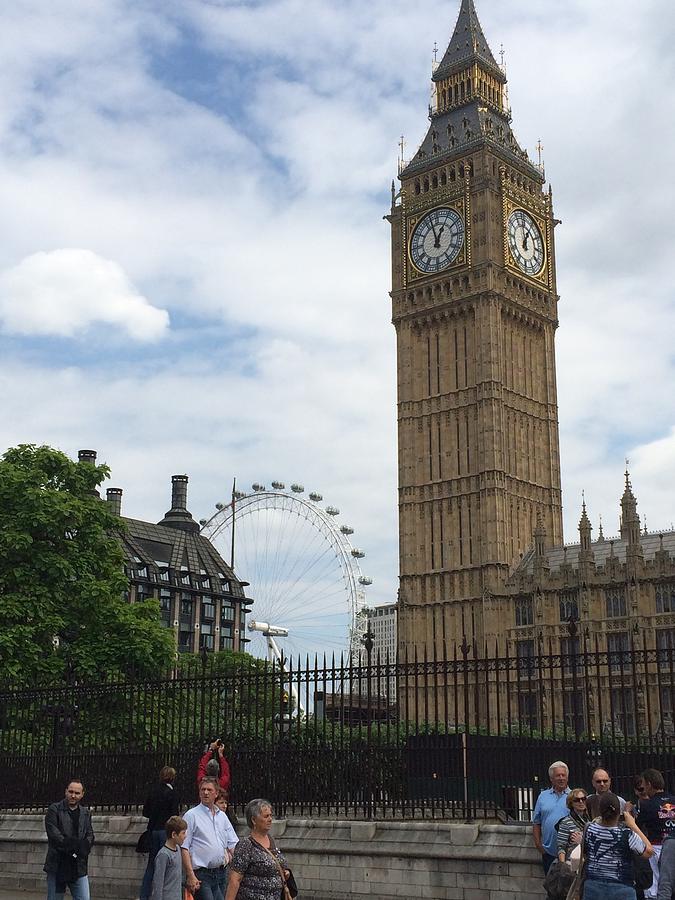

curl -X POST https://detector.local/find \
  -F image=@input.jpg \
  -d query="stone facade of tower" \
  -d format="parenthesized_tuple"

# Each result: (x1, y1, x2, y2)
(389, 0, 563, 655)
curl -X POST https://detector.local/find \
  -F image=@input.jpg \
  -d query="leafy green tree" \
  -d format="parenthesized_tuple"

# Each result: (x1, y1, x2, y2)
(0, 444, 174, 685)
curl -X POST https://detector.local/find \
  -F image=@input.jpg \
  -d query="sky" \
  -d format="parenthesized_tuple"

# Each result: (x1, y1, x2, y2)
(1, 0, 674, 655)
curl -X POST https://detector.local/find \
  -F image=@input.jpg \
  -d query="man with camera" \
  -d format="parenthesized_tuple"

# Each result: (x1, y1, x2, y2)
(196, 739, 231, 792)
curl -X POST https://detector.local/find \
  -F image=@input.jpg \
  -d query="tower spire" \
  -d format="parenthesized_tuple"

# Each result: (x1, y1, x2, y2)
(434, 0, 502, 80)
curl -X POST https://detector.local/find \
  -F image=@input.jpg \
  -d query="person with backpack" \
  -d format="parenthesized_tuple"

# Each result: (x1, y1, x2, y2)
(584, 792, 653, 899)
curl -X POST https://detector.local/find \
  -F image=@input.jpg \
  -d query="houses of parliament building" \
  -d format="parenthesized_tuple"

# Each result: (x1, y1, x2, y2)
(388, 0, 674, 731)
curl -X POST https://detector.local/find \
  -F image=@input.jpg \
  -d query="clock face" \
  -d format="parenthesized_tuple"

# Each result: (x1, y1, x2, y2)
(507, 209, 545, 275)
(410, 207, 464, 274)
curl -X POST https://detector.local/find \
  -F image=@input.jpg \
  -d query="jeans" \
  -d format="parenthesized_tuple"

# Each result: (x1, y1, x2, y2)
(194, 866, 228, 900)
(46, 873, 91, 900)
(541, 851, 556, 874)
(139, 829, 168, 900)
(583, 880, 637, 900)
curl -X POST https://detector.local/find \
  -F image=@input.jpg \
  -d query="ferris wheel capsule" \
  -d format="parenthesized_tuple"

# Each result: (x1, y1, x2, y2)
(233, 490, 247, 500)
(351, 548, 365, 558)
(271, 481, 285, 490)
(340, 525, 354, 535)
(325, 506, 340, 515)
(252, 483, 266, 492)
(215, 502, 225, 510)
(290, 484, 304, 493)
(358, 576, 373, 586)
(308, 492, 323, 502)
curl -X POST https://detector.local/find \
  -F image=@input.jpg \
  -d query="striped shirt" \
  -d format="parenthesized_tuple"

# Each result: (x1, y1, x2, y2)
(584, 822, 645, 884)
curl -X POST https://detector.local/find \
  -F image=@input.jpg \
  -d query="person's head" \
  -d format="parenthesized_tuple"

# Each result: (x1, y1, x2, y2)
(245, 798, 273, 832)
(165, 815, 187, 845)
(159, 766, 176, 784)
(633, 775, 648, 800)
(65, 781, 84, 808)
(598, 791, 622, 824)
(642, 768, 665, 797)
(199, 777, 219, 808)
(591, 768, 612, 794)
(567, 788, 588, 812)
(548, 761, 569, 792)
(205, 759, 220, 777)
(215, 789, 229, 813)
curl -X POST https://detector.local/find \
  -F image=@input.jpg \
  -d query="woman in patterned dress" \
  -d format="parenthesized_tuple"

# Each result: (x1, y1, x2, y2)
(225, 799, 290, 900)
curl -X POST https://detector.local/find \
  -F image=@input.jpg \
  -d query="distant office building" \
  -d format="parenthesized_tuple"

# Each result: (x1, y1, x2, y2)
(78, 450, 251, 654)
(362, 603, 398, 662)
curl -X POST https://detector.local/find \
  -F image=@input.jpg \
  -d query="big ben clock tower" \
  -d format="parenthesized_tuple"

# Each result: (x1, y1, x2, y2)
(390, 0, 563, 655)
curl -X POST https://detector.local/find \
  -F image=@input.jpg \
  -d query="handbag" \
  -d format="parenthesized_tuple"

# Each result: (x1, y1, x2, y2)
(259, 838, 299, 900)
(135, 828, 152, 854)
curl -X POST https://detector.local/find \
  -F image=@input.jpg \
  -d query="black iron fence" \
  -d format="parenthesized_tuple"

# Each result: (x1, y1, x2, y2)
(0, 640, 672, 819)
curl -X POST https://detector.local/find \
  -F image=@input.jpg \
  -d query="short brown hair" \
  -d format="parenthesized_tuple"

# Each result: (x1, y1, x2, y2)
(642, 768, 665, 791)
(159, 766, 176, 783)
(165, 816, 187, 838)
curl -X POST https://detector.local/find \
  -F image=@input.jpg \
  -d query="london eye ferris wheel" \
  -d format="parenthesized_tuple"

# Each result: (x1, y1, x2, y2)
(200, 482, 372, 662)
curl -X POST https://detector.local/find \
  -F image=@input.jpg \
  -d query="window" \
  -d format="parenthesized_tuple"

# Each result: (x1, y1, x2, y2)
(179, 566, 191, 586)
(610, 688, 635, 737)
(559, 591, 579, 622)
(656, 584, 675, 613)
(180, 596, 194, 624)
(607, 632, 630, 672)
(657, 628, 675, 665)
(136, 584, 153, 602)
(515, 597, 533, 627)
(220, 622, 233, 637)
(200, 633, 214, 651)
(563, 691, 585, 735)
(516, 640, 536, 676)
(178, 630, 192, 652)
(221, 603, 235, 624)
(201, 598, 215, 621)
(560, 636, 582, 674)
(605, 589, 627, 618)
(518, 691, 538, 731)
(159, 589, 172, 625)
(220, 635, 234, 651)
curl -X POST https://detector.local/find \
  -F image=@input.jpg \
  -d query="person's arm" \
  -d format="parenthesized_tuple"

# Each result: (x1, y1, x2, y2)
(45, 806, 68, 853)
(181, 847, 200, 895)
(623, 809, 654, 858)
(197, 750, 212, 784)
(533, 822, 544, 853)
(556, 818, 570, 861)
(150, 850, 168, 900)
(218, 752, 231, 792)
(224, 869, 242, 900)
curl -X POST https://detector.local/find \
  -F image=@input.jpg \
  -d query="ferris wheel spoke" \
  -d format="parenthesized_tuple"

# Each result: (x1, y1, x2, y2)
(202, 487, 370, 660)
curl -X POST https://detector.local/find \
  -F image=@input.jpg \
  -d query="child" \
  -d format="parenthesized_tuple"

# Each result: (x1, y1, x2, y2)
(150, 815, 187, 900)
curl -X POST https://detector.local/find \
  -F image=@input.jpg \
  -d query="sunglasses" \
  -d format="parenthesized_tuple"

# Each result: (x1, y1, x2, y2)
(573, 796, 587, 802)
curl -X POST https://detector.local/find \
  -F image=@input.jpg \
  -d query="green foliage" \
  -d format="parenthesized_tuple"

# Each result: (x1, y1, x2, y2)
(0, 444, 174, 685)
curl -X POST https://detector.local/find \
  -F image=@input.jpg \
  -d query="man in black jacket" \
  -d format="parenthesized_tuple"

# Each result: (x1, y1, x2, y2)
(44, 780, 95, 900)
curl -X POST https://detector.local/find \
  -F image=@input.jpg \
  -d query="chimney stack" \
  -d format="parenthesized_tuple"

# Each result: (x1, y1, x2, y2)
(78, 449, 97, 464)
(106, 487, 123, 516)
(158, 474, 199, 534)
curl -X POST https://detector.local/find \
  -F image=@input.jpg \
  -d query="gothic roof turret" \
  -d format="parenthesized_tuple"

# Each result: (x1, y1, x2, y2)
(433, 0, 503, 82)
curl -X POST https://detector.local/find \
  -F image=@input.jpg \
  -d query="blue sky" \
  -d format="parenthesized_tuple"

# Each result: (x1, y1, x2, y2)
(1, 0, 675, 654)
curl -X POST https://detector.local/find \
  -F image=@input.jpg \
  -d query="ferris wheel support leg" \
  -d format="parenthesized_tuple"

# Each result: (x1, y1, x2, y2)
(267, 635, 305, 718)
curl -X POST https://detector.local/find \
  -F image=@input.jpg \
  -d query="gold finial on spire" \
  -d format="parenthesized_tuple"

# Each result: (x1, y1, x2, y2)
(433, 41, 438, 63)
(499, 43, 505, 69)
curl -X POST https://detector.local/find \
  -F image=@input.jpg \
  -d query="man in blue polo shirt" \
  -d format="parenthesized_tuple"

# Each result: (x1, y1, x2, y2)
(181, 777, 238, 900)
(532, 760, 571, 874)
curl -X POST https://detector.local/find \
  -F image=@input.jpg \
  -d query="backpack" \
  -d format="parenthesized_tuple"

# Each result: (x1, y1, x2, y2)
(543, 860, 575, 900)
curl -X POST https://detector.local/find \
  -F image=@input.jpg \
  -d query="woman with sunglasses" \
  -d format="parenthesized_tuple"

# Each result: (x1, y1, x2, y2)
(557, 790, 591, 863)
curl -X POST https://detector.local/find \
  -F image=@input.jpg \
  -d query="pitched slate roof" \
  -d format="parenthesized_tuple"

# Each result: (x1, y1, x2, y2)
(515, 530, 675, 576)
(434, 0, 502, 82)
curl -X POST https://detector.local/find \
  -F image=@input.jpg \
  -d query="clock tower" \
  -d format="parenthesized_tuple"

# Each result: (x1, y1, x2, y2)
(390, 0, 563, 655)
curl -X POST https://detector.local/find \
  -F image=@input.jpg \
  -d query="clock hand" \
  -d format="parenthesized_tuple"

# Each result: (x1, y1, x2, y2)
(522, 230, 530, 251)
(428, 220, 439, 243)
(434, 225, 445, 249)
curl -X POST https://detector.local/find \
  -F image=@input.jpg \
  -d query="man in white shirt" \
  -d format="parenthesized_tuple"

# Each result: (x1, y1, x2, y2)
(181, 778, 238, 900)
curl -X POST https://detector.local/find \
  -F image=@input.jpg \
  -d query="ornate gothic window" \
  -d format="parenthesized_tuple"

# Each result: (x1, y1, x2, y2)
(516, 639, 536, 675)
(605, 589, 627, 618)
(559, 591, 579, 622)
(607, 631, 630, 672)
(656, 583, 675, 613)
(515, 596, 533, 627)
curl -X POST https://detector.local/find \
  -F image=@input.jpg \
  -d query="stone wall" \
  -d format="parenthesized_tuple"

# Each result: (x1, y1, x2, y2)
(0, 812, 545, 900)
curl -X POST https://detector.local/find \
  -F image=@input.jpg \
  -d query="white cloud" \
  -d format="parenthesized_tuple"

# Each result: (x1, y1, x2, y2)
(0, 248, 169, 341)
